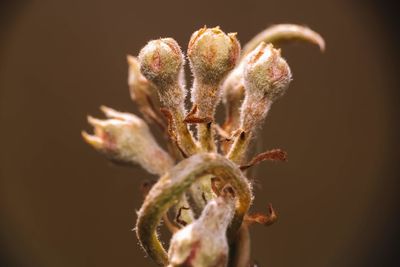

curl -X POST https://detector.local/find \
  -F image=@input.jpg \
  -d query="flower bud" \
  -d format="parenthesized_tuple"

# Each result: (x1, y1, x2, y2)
(228, 43, 292, 162)
(139, 38, 189, 115)
(139, 38, 184, 86)
(168, 191, 235, 267)
(188, 26, 240, 83)
(244, 42, 292, 102)
(82, 106, 173, 175)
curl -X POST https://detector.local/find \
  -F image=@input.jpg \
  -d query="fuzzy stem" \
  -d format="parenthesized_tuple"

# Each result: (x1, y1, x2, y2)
(241, 24, 325, 58)
(227, 131, 252, 164)
(198, 122, 215, 152)
(192, 82, 220, 152)
(171, 104, 199, 156)
(136, 153, 252, 266)
(227, 97, 271, 164)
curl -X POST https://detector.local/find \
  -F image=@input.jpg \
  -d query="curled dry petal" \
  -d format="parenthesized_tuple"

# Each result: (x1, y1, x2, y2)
(239, 149, 288, 170)
(82, 106, 173, 175)
(245, 203, 278, 226)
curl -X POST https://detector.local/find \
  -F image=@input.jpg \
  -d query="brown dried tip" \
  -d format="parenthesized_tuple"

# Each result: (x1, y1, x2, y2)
(183, 104, 213, 124)
(240, 149, 287, 170)
(245, 203, 278, 226)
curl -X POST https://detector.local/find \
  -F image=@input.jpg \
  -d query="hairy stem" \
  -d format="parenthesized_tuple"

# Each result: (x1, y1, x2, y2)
(241, 24, 325, 58)
(136, 153, 252, 266)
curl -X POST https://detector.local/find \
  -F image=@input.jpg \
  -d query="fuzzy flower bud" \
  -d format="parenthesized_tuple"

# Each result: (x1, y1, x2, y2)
(139, 38, 184, 88)
(227, 43, 292, 163)
(187, 27, 240, 152)
(188, 26, 240, 83)
(241, 42, 292, 132)
(82, 106, 173, 175)
(244, 42, 292, 102)
(168, 190, 235, 267)
(138, 38, 198, 156)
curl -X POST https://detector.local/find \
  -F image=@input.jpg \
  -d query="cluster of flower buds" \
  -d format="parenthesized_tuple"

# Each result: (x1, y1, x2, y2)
(82, 24, 324, 267)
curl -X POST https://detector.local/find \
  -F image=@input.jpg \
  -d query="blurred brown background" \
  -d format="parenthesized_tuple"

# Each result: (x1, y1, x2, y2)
(1, 0, 399, 266)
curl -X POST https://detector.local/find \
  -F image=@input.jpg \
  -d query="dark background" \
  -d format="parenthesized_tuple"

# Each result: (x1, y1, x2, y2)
(1, 0, 399, 266)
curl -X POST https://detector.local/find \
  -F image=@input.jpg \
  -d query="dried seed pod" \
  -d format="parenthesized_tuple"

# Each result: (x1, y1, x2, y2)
(82, 106, 173, 175)
(168, 189, 235, 267)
